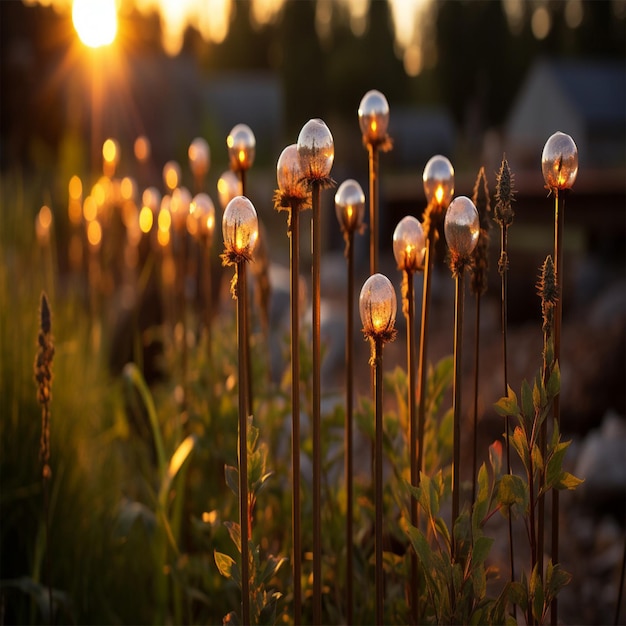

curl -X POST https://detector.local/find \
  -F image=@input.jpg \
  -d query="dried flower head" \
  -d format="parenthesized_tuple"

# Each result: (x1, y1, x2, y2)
(537, 255, 558, 335)
(494, 156, 515, 228)
(35, 292, 54, 480)
(470, 166, 491, 297)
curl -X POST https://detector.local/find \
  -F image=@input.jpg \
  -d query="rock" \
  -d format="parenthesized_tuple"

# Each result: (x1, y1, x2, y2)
(574, 411, 626, 513)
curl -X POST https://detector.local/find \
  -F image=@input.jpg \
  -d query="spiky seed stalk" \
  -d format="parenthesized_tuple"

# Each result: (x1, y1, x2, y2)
(494, 156, 515, 228)
(35, 292, 54, 481)
(494, 155, 517, 614)
(537, 255, 558, 336)
(470, 167, 491, 297)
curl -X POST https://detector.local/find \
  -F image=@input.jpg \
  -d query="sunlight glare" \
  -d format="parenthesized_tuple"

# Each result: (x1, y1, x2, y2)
(72, 0, 118, 48)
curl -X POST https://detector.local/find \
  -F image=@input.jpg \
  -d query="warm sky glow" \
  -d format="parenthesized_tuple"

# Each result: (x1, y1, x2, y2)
(29, 0, 596, 72)
(72, 0, 118, 48)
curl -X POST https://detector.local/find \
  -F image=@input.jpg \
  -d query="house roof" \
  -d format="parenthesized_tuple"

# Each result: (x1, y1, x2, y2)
(547, 58, 626, 128)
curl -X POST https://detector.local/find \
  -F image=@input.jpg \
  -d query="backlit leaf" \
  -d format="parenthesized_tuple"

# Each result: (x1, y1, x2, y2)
(215, 550, 235, 579)
(494, 386, 519, 418)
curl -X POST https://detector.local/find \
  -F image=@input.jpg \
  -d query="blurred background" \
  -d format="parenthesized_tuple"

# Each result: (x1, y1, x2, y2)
(2, 0, 624, 422)
(1, 1, 625, 623)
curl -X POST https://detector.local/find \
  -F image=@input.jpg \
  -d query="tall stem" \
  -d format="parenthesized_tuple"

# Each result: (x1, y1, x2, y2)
(374, 336, 384, 626)
(472, 294, 481, 504)
(345, 230, 355, 626)
(202, 244, 213, 363)
(312, 181, 322, 625)
(369, 144, 380, 498)
(551, 189, 565, 625)
(240, 168, 253, 418)
(451, 270, 465, 559)
(236, 260, 250, 626)
(500, 223, 516, 593)
(405, 270, 419, 623)
(416, 229, 435, 483)
(368, 144, 379, 276)
(180, 229, 188, 414)
(290, 207, 302, 624)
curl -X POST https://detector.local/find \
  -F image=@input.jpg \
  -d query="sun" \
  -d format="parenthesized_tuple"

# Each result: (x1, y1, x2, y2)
(72, 0, 118, 48)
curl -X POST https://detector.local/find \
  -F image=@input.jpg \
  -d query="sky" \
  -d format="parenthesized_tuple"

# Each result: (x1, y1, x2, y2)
(23, 0, 613, 76)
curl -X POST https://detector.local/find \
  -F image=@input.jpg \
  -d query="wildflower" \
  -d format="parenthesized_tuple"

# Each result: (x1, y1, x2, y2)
(35, 292, 54, 480)
(470, 166, 491, 297)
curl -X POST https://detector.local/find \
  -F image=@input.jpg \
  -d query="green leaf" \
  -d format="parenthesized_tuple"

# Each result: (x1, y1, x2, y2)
(545, 440, 569, 488)
(497, 474, 528, 511)
(547, 361, 560, 399)
(406, 525, 437, 591)
(257, 554, 287, 587)
(530, 564, 545, 623)
(418, 473, 439, 518)
(545, 560, 572, 601)
(508, 581, 528, 612)
(258, 591, 283, 626)
(215, 550, 235, 579)
(472, 562, 487, 601)
(471, 536, 494, 570)
(122, 363, 167, 477)
(510, 426, 530, 475)
(159, 434, 196, 508)
(434, 516, 452, 550)
(531, 442, 544, 475)
(428, 355, 454, 416)
(225, 464, 239, 497)
(494, 386, 519, 418)
(521, 379, 534, 424)
(224, 520, 241, 553)
(488, 440, 503, 477)
(247, 421, 260, 453)
(556, 472, 584, 490)
(472, 463, 490, 533)
(532, 376, 542, 411)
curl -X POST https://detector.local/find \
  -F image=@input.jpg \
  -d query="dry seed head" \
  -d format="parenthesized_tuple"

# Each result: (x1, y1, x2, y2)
(537, 255, 558, 305)
(35, 292, 54, 479)
(537, 255, 558, 334)
(471, 166, 491, 296)
(494, 156, 515, 227)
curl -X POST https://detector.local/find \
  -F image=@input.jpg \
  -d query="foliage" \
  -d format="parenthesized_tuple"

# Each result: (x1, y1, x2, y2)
(0, 162, 585, 625)
(215, 419, 286, 625)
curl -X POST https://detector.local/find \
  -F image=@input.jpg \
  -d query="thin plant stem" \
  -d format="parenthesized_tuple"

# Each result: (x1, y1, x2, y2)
(368, 144, 379, 276)
(405, 269, 419, 624)
(240, 168, 253, 418)
(202, 244, 213, 363)
(374, 336, 384, 626)
(451, 270, 465, 559)
(369, 144, 379, 499)
(499, 223, 516, 597)
(615, 534, 626, 626)
(236, 260, 251, 626)
(35, 292, 54, 624)
(538, 416, 546, 578)
(416, 229, 435, 483)
(551, 189, 566, 625)
(290, 206, 302, 624)
(312, 180, 322, 625)
(44, 477, 53, 625)
(345, 229, 355, 626)
(179, 229, 188, 414)
(471, 294, 481, 504)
